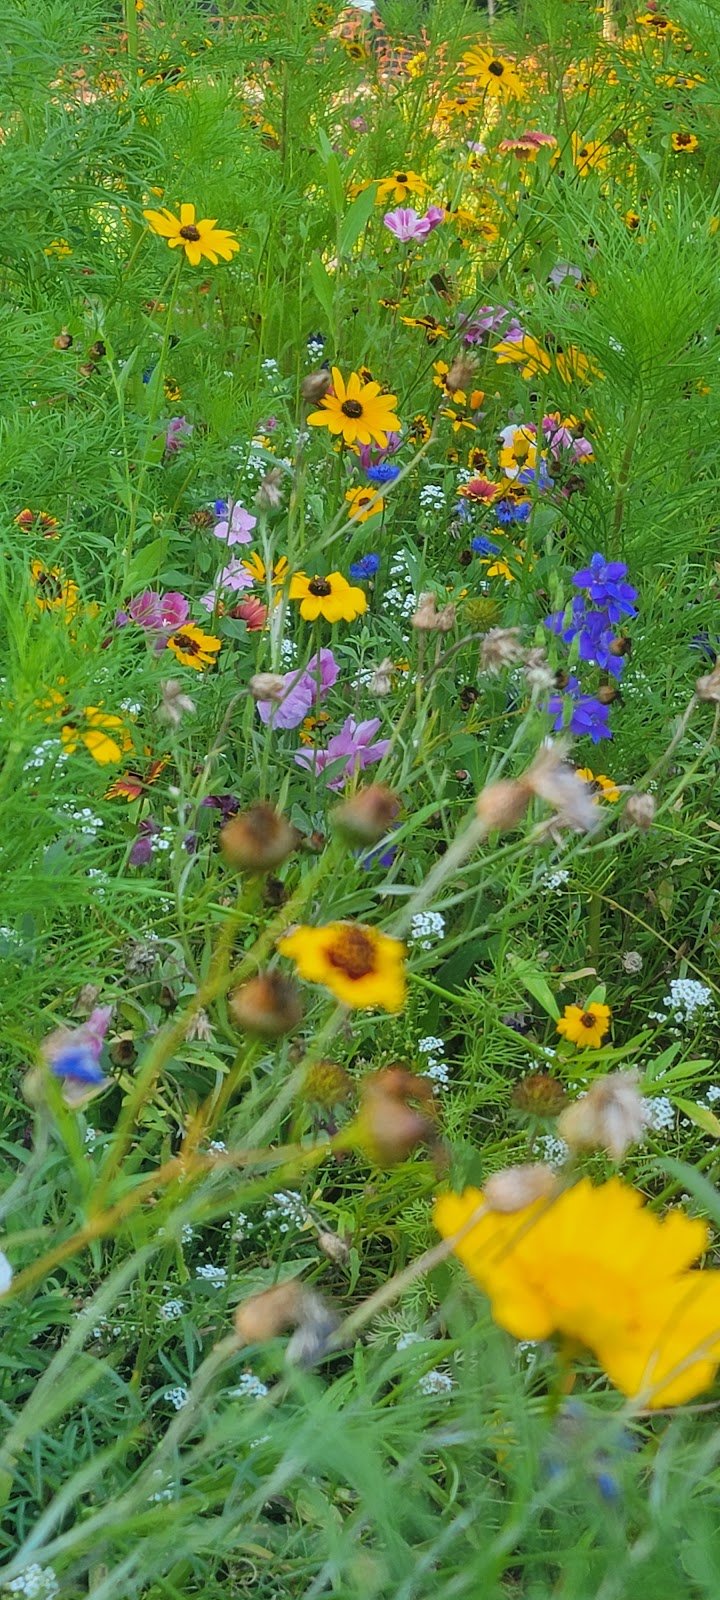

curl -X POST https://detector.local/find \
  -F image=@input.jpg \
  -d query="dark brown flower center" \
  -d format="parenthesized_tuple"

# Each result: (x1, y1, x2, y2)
(341, 398, 363, 418)
(395, 172, 408, 183)
(179, 224, 201, 241)
(488, 59, 505, 76)
(173, 631, 199, 654)
(580, 1011, 597, 1028)
(328, 927, 376, 981)
(308, 577, 333, 597)
(36, 571, 62, 599)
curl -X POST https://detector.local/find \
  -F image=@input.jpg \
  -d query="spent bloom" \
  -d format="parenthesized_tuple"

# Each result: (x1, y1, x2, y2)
(558, 1072, 648, 1161)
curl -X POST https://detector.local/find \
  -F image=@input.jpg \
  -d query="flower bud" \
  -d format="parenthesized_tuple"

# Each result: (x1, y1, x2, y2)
(332, 783, 400, 844)
(511, 1073, 567, 1116)
(108, 1032, 137, 1067)
(624, 791, 655, 831)
(302, 370, 332, 403)
(558, 1071, 647, 1162)
(412, 593, 456, 633)
(53, 328, 73, 350)
(255, 467, 285, 511)
(301, 1059, 353, 1106)
(229, 971, 303, 1036)
(248, 672, 287, 702)
(475, 779, 530, 832)
(220, 803, 296, 871)
(484, 1163, 557, 1213)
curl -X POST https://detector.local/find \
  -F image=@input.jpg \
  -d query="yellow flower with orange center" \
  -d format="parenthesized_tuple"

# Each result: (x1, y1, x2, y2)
(557, 1000, 611, 1049)
(166, 622, 221, 670)
(493, 334, 551, 379)
(307, 368, 400, 449)
(143, 202, 239, 265)
(278, 922, 407, 1011)
(289, 571, 367, 623)
(30, 560, 80, 616)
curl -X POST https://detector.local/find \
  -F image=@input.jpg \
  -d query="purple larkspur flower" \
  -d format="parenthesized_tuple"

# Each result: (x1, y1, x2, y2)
(544, 679, 612, 743)
(257, 648, 339, 730)
(383, 207, 432, 241)
(294, 716, 390, 789)
(572, 552, 637, 622)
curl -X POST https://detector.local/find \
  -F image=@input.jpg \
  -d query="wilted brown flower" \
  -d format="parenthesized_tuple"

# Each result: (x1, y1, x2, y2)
(302, 370, 332, 404)
(255, 467, 285, 511)
(624, 792, 656, 831)
(234, 1281, 339, 1366)
(444, 355, 478, 394)
(696, 664, 720, 701)
(332, 784, 400, 845)
(524, 647, 556, 693)
(512, 1073, 567, 1116)
(158, 679, 196, 727)
(558, 1071, 647, 1162)
(484, 1163, 558, 1213)
(184, 1007, 215, 1043)
(412, 593, 456, 632)
(369, 657, 395, 696)
(317, 1230, 350, 1266)
(525, 744, 601, 832)
(480, 627, 525, 672)
(229, 971, 303, 1036)
(356, 1066, 439, 1166)
(220, 804, 296, 871)
(108, 1032, 137, 1067)
(53, 328, 73, 350)
(475, 778, 531, 833)
(248, 672, 287, 702)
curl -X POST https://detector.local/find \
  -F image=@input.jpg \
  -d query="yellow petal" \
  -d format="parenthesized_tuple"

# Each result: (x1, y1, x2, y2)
(179, 202, 196, 226)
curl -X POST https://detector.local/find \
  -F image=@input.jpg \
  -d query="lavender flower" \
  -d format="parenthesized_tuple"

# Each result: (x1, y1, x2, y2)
(164, 417, 192, 454)
(383, 207, 433, 241)
(213, 501, 257, 546)
(257, 648, 339, 730)
(295, 716, 391, 789)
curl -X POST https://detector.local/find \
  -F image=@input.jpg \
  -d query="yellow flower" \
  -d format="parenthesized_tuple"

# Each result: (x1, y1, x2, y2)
(278, 922, 407, 1011)
(142, 202, 239, 265)
(345, 486, 384, 523)
(375, 170, 429, 203)
(556, 1000, 611, 1049)
(555, 345, 601, 384)
(493, 334, 551, 379)
(576, 768, 620, 802)
(307, 368, 400, 448)
(433, 1176, 718, 1404)
(241, 552, 289, 587)
(44, 239, 72, 259)
(289, 571, 367, 623)
(671, 131, 699, 153)
(400, 314, 448, 343)
(463, 46, 525, 100)
(166, 622, 222, 670)
(61, 707, 133, 765)
(30, 560, 79, 616)
(498, 427, 537, 478)
(571, 134, 608, 175)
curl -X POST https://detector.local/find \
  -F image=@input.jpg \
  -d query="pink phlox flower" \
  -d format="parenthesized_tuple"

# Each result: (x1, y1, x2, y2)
(257, 648, 339, 729)
(294, 715, 390, 789)
(213, 501, 257, 546)
(383, 207, 432, 241)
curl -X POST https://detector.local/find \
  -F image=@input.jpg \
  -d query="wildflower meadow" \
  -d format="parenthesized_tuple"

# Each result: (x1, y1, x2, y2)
(4, 0, 720, 1592)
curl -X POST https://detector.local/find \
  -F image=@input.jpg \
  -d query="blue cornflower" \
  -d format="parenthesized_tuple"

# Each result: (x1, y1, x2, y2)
(496, 497, 531, 524)
(572, 552, 637, 622)
(349, 553, 380, 580)
(517, 461, 551, 491)
(471, 534, 500, 556)
(50, 1043, 107, 1087)
(366, 463, 401, 486)
(214, 499, 228, 516)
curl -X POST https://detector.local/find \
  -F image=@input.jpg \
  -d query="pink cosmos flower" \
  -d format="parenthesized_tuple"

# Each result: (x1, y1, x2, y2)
(383, 207, 432, 242)
(129, 590, 190, 631)
(294, 715, 390, 789)
(199, 559, 256, 612)
(425, 206, 446, 230)
(460, 306, 523, 344)
(257, 649, 339, 730)
(213, 501, 257, 546)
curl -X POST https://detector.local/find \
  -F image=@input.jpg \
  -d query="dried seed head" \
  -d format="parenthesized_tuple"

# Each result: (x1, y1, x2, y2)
(369, 657, 395, 696)
(412, 593, 456, 632)
(332, 783, 400, 845)
(53, 328, 73, 350)
(558, 1071, 647, 1162)
(696, 664, 720, 701)
(525, 744, 601, 833)
(108, 1032, 137, 1067)
(484, 1162, 558, 1213)
(512, 1073, 567, 1116)
(302, 369, 332, 403)
(229, 971, 303, 1036)
(286, 1291, 340, 1367)
(524, 646, 556, 693)
(624, 791, 656, 831)
(158, 678, 196, 727)
(220, 804, 296, 871)
(445, 355, 477, 393)
(189, 508, 214, 530)
(475, 778, 531, 833)
(255, 466, 285, 511)
(73, 983, 101, 1015)
(184, 1007, 215, 1043)
(357, 1066, 438, 1166)
(248, 672, 287, 702)
(317, 1229, 350, 1266)
(480, 627, 525, 672)
(235, 1281, 305, 1343)
(301, 1058, 353, 1106)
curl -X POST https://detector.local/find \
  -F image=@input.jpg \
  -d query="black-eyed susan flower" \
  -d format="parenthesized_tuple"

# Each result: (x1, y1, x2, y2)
(278, 921, 407, 1011)
(241, 552, 289, 586)
(375, 170, 430, 204)
(462, 46, 525, 100)
(571, 134, 608, 175)
(345, 486, 384, 523)
(142, 203, 240, 266)
(557, 1000, 611, 1049)
(307, 368, 400, 448)
(166, 622, 222, 669)
(30, 560, 79, 615)
(400, 314, 448, 343)
(61, 707, 133, 765)
(671, 131, 699, 152)
(576, 768, 620, 802)
(288, 571, 367, 623)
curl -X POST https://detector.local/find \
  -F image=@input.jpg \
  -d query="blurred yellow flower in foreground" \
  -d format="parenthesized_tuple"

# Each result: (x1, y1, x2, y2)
(434, 1176, 720, 1406)
(279, 922, 406, 1011)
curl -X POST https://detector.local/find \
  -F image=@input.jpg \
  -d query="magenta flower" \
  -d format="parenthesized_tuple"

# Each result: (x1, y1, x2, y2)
(294, 715, 390, 789)
(424, 206, 445, 230)
(213, 501, 257, 546)
(383, 207, 432, 242)
(128, 590, 190, 631)
(257, 649, 339, 730)
(164, 417, 192, 454)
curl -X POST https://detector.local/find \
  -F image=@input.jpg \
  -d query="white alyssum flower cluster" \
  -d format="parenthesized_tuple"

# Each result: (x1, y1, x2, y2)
(417, 1035, 450, 1090)
(419, 485, 445, 509)
(409, 911, 446, 950)
(158, 1298, 185, 1323)
(262, 1191, 307, 1233)
(163, 1386, 189, 1411)
(643, 1096, 675, 1131)
(418, 1368, 454, 1396)
(3, 1566, 60, 1599)
(228, 1372, 269, 1400)
(651, 978, 715, 1028)
(195, 1263, 227, 1286)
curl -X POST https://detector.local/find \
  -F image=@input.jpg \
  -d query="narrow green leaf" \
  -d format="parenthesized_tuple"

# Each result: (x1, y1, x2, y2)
(675, 1098, 720, 1138)
(339, 183, 377, 256)
(309, 251, 335, 322)
(506, 955, 560, 1019)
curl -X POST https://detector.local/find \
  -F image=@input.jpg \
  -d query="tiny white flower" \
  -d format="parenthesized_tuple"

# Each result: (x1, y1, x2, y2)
(228, 1372, 269, 1399)
(418, 1368, 454, 1396)
(195, 1263, 227, 1286)
(159, 1298, 185, 1323)
(409, 911, 446, 950)
(643, 1096, 675, 1131)
(163, 1385, 189, 1410)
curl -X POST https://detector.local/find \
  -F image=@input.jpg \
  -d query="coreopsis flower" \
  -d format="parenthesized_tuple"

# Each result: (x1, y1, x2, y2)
(241, 551, 289, 586)
(571, 135, 608, 175)
(434, 1175, 720, 1405)
(289, 571, 367, 623)
(576, 767, 620, 802)
(556, 1000, 611, 1049)
(143, 202, 240, 265)
(30, 561, 80, 616)
(345, 486, 384, 522)
(671, 131, 699, 152)
(166, 622, 221, 670)
(493, 333, 551, 379)
(278, 921, 407, 1011)
(105, 758, 166, 801)
(400, 314, 448, 343)
(462, 46, 525, 100)
(458, 476, 501, 503)
(375, 171, 430, 203)
(307, 368, 400, 448)
(61, 707, 133, 765)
